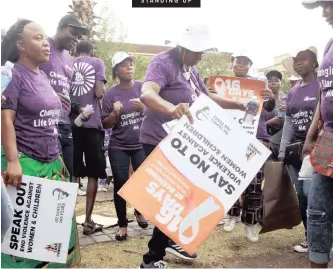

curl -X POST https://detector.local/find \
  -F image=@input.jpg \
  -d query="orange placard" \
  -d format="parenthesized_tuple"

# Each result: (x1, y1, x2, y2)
(118, 146, 225, 255)
(209, 75, 265, 136)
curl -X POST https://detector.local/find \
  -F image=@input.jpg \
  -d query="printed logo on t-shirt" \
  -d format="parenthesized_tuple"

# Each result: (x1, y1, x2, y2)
(304, 96, 316, 101)
(325, 89, 333, 98)
(71, 62, 96, 96)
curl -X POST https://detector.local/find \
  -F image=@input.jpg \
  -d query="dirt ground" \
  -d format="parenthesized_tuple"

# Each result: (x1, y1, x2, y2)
(75, 191, 321, 268)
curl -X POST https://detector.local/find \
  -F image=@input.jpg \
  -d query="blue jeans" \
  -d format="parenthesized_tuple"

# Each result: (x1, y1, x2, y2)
(287, 165, 311, 238)
(108, 148, 146, 227)
(58, 124, 73, 182)
(308, 172, 333, 264)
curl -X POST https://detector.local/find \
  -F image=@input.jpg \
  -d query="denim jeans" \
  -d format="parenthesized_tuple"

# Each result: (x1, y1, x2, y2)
(287, 165, 311, 238)
(108, 148, 146, 227)
(58, 124, 73, 182)
(307, 172, 333, 264)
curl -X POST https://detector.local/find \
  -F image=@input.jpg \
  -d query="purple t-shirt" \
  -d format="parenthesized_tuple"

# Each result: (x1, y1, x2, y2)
(140, 48, 209, 146)
(319, 38, 333, 131)
(101, 81, 143, 150)
(70, 56, 106, 129)
(256, 113, 270, 141)
(39, 38, 74, 124)
(286, 79, 319, 139)
(2, 64, 62, 162)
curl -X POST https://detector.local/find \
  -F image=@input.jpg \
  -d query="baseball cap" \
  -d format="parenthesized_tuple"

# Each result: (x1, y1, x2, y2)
(58, 13, 90, 35)
(266, 70, 282, 80)
(112, 52, 136, 68)
(301, 0, 321, 9)
(231, 50, 253, 65)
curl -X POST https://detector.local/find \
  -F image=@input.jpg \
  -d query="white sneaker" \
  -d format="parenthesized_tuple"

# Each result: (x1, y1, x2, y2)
(293, 242, 308, 253)
(77, 188, 86, 196)
(244, 224, 259, 242)
(223, 216, 237, 232)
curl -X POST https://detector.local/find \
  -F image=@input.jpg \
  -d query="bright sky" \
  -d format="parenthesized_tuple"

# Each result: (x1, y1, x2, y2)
(0, 0, 331, 68)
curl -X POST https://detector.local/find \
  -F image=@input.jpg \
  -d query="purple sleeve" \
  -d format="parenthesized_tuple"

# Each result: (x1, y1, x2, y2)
(95, 59, 107, 83)
(144, 58, 169, 89)
(101, 89, 113, 120)
(1, 70, 21, 111)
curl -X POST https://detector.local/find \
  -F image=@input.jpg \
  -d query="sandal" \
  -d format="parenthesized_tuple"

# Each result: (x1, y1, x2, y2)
(134, 210, 148, 229)
(82, 221, 103, 235)
(115, 228, 127, 241)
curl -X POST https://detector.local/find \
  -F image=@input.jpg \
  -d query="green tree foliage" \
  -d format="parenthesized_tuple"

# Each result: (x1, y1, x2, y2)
(90, 3, 153, 87)
(93, 4, 129, 87)
(196, 53, 233, 78)
(261, 67, 294, 94)
(134, 55, 152, 81)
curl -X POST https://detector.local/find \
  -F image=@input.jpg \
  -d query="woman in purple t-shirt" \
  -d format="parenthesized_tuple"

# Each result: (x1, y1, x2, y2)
(137, 25, 269, 269)
(101, 52, 148, 241)
(278, 46, 319, 253)
(302, 1, 333, 267)
(1, 20, 79, 268)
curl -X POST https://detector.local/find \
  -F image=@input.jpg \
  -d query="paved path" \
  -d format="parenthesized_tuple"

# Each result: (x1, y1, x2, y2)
(78, 218, 154, 246)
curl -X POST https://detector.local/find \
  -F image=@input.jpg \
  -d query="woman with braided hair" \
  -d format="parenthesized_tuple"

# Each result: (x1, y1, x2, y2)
(1, 19, 80, 268)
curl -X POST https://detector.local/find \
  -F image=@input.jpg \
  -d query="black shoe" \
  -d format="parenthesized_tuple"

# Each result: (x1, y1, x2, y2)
(139, 261, 168, 268)
(165, 241, 197, 261)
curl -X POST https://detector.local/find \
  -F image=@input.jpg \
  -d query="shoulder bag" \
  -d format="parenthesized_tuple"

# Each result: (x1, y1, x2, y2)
(310, 88, 333, 178)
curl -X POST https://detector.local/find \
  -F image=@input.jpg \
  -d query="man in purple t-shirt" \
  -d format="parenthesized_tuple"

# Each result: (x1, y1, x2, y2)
(39, 13, 90, 184)
(70, 40, 107, 235)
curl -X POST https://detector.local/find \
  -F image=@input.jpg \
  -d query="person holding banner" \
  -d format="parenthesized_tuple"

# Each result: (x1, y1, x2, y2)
(301, 1, 333, 267)
(1, 20, 80, 268)
(265, 70, 286, 159)
(223, 51, 275, 242)
(138, 24, 255, 269)
(102, 52, 148, 241)
(278, 46, 319, 253)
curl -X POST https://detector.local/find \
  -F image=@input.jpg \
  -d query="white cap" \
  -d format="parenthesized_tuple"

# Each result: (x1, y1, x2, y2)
(177, 24, 217, 53)
(301, 0, 321, 9)
(112, 52, 136, 68)
(288, 74, 302, 81)
(231, 50, 253, 64)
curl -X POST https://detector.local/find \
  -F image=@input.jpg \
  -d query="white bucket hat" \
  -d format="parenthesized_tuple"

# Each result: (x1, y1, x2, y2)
(112, 52, 136, 68)
(176, 24, 218, 53)
(230, 50, 253, 65)
(288, 74, 302, 81)
(302, 0, 321, 9)
(282, 46, 318, 75)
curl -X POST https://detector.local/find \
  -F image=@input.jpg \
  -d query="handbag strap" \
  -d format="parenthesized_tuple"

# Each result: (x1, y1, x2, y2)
(316, 84, 323, 130)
